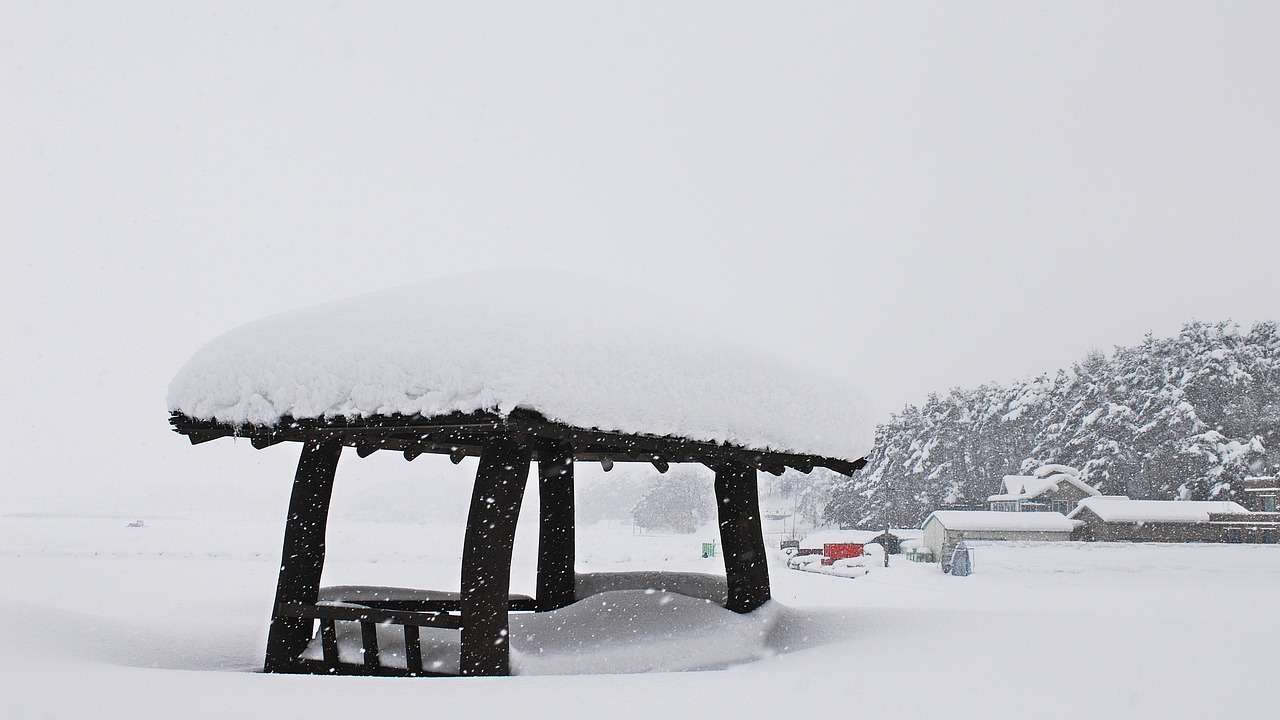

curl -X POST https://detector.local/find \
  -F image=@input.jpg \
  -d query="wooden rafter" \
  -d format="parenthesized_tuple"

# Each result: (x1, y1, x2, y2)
(170, 409, 866, 476)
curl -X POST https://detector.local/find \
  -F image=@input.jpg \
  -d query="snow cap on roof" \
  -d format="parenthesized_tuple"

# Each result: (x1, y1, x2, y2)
(1033, 464, 1077, 479)
(988, 464, 1099, 502)
(167, 270, 875, 462)
(1067, 496, 1251, 524)
(923, 510, 1078, 533)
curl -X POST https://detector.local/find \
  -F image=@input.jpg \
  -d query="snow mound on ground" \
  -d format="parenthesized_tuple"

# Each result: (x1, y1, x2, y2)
(297, 589, 779, 676)
(167, 270, 874, 461)
(575, 571, 727, 605)
(511, 591, 779, 675)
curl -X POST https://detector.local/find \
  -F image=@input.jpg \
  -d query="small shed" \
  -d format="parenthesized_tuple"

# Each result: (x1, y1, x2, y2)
(167, 271, 873, 677)
(921, 510, 1077, 567)
(988, 464, 1099, 514)
(1068, 496, 1252, 543)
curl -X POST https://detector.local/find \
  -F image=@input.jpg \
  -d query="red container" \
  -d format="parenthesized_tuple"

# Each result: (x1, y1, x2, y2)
(823, 543, 865, 562)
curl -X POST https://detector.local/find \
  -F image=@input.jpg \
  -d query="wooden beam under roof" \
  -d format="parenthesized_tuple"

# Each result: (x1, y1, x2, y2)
(170, 409, 867, 476)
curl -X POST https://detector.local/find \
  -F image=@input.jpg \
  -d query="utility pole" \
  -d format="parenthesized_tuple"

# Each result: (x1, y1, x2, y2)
(883, 481, 892, 568)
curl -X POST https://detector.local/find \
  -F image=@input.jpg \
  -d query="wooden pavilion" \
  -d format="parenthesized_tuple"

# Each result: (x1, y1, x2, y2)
(172, 408, 863, 677)
(167, 271, 871, 677)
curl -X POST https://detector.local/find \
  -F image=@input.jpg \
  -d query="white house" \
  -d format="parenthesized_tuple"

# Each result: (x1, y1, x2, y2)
(988, 464, 1100, 514)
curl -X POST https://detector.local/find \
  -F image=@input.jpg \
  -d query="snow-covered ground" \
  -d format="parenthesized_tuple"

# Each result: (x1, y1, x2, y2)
(3, 514, 1278, 719)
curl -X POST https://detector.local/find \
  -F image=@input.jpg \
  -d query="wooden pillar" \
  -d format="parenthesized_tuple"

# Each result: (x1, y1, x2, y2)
(536, 439, 576, 612)
(264, 440, 343, 673)
(459, 434, 532, 676)
(714, 461, 771, 614)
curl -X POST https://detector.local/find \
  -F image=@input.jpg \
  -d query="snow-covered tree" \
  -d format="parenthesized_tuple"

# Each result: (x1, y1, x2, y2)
(826, 320, 1279, 527)
(630, 467, 714, 533)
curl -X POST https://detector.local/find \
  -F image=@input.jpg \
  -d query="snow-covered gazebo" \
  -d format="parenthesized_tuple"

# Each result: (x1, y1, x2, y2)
(168, 271, 873, 677)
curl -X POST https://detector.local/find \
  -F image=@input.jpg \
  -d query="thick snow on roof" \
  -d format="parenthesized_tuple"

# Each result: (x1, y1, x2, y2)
(988, 465, 1099, 502)
(990, 475, 1058, 502)
(1033, 464, 1077, 479)
(1068, 496, 1251, 524)
(924, 510, 1078, 533)
(167, 270, 874, 462)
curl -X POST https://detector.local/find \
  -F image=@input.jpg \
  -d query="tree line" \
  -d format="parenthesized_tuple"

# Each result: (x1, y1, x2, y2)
(824, 320, 1280, 529)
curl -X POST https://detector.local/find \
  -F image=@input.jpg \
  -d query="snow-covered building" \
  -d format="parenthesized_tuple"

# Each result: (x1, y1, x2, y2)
(988, 464, 1099, 514)
(167, 271, 874, 678)
(921, 511, 1078, 568)
(1068, 496, 1252, 543)
(1241, 476, 1280, 513)
(795, 528, 922, 555)
(1208, 509, 1280, 544)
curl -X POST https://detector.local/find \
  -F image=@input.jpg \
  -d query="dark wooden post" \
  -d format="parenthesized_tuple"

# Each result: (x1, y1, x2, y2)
(714, 461, 771, 613)
(264, 440, 343, 673)
(460, 434, 532, 676)
(536, 439, 576, 611)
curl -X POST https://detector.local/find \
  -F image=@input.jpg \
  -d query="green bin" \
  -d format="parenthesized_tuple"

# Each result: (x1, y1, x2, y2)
(701, 542, 716, 558)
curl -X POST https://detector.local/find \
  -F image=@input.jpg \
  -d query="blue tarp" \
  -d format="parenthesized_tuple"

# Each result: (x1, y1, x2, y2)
(949, 542, 973, 576)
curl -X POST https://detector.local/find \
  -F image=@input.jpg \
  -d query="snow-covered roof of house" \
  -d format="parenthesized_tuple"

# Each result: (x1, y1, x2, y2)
(167, 270, 874, 463)
(923, 510, 1078, 533)
(1033, 464, 1077, 479)
(988, 465, 1100, 502)
(1067, 496, 1251, 524)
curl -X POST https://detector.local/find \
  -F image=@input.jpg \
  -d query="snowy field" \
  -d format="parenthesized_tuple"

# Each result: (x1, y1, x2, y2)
(3, 514, 1279, 720)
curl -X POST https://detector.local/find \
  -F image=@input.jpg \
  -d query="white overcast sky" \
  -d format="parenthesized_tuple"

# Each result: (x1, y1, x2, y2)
(3, 2, 1279, 516)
